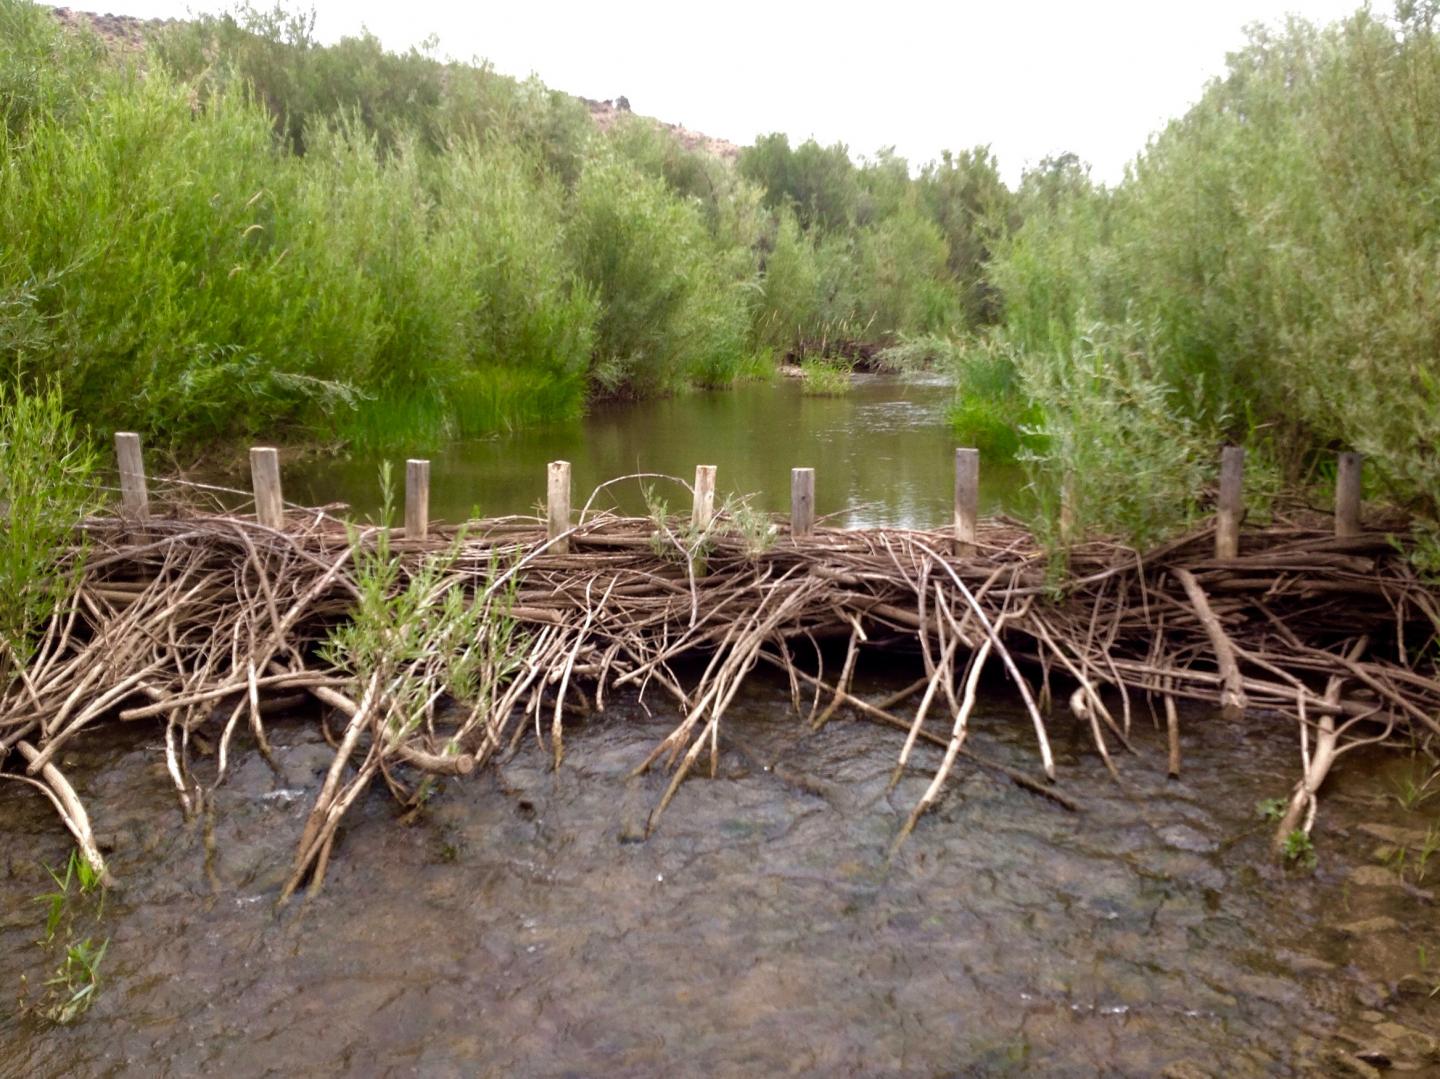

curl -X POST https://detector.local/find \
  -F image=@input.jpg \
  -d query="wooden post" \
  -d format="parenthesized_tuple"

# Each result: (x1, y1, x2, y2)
(1215, 446, 1244, 560)
(954, 447, 979, 557)
(405, 459, 430, 540)
(114, 432, 148, 519)
(691, 465, 717, 577)
(547, 460, 571, 554)
(1335, 451, 1363, 538)
(791, 467, 815, 538)
(250, 447, 284, 530)
(691, 465, 717, 531)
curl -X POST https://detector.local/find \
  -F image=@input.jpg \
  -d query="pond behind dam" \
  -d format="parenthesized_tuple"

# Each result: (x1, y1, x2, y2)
(285, 373, 1025, 528)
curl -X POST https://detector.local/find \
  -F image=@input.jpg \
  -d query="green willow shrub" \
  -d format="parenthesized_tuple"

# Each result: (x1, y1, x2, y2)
(740, 133, 859, 234)
(879, 334, 1038, 459)
(752, 209, 825, 349)
(0, 383, 97, 675)
(854, 204, 960, 337)
(569, 153, 748, 394)
(1016, 322, 1215, 554)
(989, 6, 1440, 538)
(917, 148, 1014, 328)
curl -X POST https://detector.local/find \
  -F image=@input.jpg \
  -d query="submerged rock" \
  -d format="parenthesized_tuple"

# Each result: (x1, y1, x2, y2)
(1336, 916, 1402, 936)
(1348, 865, 1401, 887)
(1159, 823, 1219, 853)
(1357, 823, 1434, 847)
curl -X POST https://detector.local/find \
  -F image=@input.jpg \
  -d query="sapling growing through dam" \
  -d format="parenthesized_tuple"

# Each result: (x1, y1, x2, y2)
(286, 464, 528, 899)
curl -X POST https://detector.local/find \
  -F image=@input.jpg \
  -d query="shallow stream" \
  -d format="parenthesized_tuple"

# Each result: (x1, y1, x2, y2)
(1, 672, 1437, 1076)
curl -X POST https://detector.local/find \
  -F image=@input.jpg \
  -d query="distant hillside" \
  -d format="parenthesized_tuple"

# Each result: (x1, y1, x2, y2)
(50, 6, 741, 161)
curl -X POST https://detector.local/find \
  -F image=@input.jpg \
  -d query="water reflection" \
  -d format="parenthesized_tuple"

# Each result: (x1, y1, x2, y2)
(287, 375, 1028, 528)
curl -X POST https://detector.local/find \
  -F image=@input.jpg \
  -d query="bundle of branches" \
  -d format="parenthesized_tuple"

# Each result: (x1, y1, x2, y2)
(1043, 519, 1440, 847)
(0, 481, 1435, 898)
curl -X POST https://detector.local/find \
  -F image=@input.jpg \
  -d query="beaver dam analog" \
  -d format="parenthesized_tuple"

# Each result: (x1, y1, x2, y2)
(3, 436, 1437, 912)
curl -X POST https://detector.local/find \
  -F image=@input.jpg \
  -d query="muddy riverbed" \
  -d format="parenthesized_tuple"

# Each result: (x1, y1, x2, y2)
(1, 666, 1436, 1076)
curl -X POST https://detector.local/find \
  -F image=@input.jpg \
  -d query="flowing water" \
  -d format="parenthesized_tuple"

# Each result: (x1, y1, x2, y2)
(284, 374, 1026, 528)
(3, 379, 1437, 1074)
(0, 676, 1436, 1076)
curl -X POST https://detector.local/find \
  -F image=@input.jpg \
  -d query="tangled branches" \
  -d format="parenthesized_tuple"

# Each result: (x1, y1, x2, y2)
(1, 483, 1437, 898)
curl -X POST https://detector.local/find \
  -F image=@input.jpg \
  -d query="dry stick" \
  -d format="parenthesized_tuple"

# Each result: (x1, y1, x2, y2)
(285, 669, 382, 900)
(873, 674, 934, 712)
(1173, 568, 1248, 721)
(755, 652, 1079, 811)
(889, 633, 961, 790)
(646, 586, 814, 829)
(910, 539, 1056, 780)
(1274, 636, 1369, 847)
(893, 637, 994, 848)
(1164, 677, 1182, 779)
(14, 741, 112, 885)
(813, 615, 865, 730)
(552, 575, 618, 768)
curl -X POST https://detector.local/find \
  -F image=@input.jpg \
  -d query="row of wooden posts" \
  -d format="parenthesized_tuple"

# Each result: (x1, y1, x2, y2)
(111, 434, 1364, 559)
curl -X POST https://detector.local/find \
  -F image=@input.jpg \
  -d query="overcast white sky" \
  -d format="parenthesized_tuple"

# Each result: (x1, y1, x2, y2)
(109, 0, 1370, 184)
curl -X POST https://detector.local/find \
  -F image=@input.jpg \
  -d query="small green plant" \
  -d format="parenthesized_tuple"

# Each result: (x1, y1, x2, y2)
(1407, 524, 1440, 583)
(1282, 829, 1317, 870)
(1390, 823, 1440, 885)
(42, 937, 108, 1024)
(720, 493, 778, 557)
(0, 381, 98, 683)
(1388, 758, 1440, 811)
(319, 464, 526, 753)
(639, 482, 713, 565)
(25, 849, 108, 1024)
(1255, 797, 1286, 823)
(798, 357, 852, 396)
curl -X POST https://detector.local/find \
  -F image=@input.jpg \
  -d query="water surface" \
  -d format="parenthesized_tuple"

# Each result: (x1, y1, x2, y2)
(1, 671, 1436, 1076)
(287, 375, 1025, 528)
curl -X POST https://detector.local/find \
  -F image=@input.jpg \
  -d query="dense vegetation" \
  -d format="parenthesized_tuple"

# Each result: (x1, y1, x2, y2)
(976, 3, 1440, 545)
(2, 0, 1436, 551)
(0, 1, 1001, 453)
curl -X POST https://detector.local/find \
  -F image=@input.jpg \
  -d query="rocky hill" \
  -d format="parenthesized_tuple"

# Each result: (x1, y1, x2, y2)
(50, 7, 740, 161)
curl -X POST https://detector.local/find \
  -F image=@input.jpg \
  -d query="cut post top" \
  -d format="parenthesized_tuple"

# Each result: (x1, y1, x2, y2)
(1336, 451, 1363, 538)
(249, 446, 284, 530)
(954, 447, 979, 555)
(1215, 445, 1244, 560)
(405, 458, 430, 539)
(547, 460, 572, 553)
(114, 431, 149, 520)
(692, 464, 717, 532)
(791, 467, 815, 537)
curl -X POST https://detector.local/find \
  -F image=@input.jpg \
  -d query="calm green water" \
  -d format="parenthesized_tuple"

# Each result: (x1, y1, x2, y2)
(287, 374, 1026, 527)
